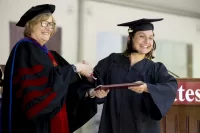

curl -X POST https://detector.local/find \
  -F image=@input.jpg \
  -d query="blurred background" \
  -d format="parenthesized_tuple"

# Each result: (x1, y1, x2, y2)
(0, 0, 200, 132)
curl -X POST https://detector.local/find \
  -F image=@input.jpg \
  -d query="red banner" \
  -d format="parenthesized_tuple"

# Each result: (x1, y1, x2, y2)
(174, 80, 200, 105)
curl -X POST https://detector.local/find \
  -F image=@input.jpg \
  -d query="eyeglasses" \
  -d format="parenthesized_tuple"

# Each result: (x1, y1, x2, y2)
(41, 21, 56, 29)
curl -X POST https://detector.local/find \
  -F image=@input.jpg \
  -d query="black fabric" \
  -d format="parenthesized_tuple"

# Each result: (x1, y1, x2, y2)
(0, 68, 3, 87)
(92, 53, 177, 133)
(117, 18, 163, 32)
(16, 4, 55, 27)
(67, 78, 97, 133)
(1, 40, 97, 133)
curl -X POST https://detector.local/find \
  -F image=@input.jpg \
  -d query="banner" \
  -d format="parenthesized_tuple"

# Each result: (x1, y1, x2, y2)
(174, 80, 200, 105)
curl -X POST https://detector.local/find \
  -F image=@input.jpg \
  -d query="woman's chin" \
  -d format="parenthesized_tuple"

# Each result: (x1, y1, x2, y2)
(41, 38, 50, 43)
(138, 51, 150, 55)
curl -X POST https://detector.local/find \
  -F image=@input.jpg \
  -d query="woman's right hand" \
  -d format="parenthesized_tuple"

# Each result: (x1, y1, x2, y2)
(86, 88, 110, 98)
(95, 89, 109, 98)
(74, 62, 93, 78)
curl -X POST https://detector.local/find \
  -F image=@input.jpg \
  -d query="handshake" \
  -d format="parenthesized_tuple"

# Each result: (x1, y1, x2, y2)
(73, 61, 96, 81)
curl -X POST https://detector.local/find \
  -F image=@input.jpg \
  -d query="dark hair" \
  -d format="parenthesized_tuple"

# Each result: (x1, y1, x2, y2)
(123, 31, 156, 60)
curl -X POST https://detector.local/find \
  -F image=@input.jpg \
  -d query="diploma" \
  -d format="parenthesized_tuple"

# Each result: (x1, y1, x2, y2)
(95, 81, 144, 90)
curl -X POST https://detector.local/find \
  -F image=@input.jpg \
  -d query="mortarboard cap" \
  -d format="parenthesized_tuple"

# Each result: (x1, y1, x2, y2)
(16, 4, 55, 27)
(117, 18, 163, 33)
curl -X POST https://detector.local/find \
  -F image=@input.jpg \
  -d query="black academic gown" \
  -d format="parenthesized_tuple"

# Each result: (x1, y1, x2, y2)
(0, 67, 3, 87)
(1, 39, 97, 133)
(93, 53, 178, 133)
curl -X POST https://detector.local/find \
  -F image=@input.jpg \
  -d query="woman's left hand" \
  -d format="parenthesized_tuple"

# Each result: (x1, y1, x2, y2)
(95, 89, 109, 98)
(128, 81, 148, 93)
(87, 88, 109, 98)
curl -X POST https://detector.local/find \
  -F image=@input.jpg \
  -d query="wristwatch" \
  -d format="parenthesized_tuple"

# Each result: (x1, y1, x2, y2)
(88, 89, 95, 98)
(71, 64, 77, 72)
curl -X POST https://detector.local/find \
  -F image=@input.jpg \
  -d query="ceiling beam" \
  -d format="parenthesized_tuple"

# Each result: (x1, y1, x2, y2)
(86, 0, 200, 19)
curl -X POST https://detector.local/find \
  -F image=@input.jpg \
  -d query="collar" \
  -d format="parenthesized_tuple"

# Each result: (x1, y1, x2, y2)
(114, 53, 148, 72)
(23, 37, 49, 53)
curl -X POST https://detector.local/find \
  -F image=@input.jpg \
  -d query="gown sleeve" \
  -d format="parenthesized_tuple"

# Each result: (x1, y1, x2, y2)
(49, 51, 97, 132)
(66, 77, 97, 132)
(92, 53, 116, 104)
(4, 41, 79, 121)
(142, 62, 178, 120)
(0, 68, 3, 87)
(66, 53, 116, 131)
(93, 53, 115, 85)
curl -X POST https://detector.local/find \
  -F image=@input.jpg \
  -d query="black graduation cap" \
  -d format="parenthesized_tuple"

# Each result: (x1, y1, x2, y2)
(16, 4, 55, 27)
(117, 18, 163, 33)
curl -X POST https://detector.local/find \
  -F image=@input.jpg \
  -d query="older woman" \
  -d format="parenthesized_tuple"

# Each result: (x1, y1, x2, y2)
(1, 4, 102, 133)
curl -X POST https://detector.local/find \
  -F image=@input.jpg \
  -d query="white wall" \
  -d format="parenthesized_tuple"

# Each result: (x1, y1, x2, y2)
(128, 0, 200, 13)
(1, 0, 199, 77)
(0, 0, 79, 64)
(80, 1, 200, 78)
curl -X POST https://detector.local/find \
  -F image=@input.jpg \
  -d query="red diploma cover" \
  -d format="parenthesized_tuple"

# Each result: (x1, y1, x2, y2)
(95, 81, 144, 90)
